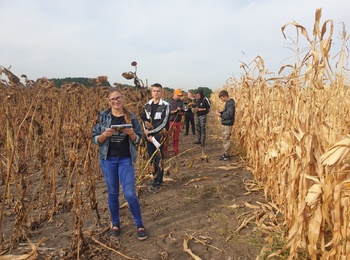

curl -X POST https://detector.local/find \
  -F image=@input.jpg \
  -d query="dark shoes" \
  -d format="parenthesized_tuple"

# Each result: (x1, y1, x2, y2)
(146, 180, 155, 186)
(137, 225, 148, 240)
(110, 224, 120, 238)
(150, 183, 160, 192)
(219, 154, 230, 161)
(195, 140, 205, 146)
(147, 179, 161, 192)
(110, 224, 147, 241)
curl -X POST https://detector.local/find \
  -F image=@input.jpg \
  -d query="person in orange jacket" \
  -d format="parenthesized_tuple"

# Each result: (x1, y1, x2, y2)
(164, 88, 184, 156)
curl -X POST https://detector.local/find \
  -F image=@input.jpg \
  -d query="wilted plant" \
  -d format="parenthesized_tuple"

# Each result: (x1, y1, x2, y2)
(0, 76, 155, 257)
(212, 8, 350, 259)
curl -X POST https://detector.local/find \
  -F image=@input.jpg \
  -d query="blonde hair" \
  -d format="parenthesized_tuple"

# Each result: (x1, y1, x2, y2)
(109, 89, 131, 124)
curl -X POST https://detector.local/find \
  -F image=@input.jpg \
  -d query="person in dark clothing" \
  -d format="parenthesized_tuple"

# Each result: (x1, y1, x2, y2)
(183, 91, 196, 135)
(215, 90, 235, 161)
(140, 83, 170, 192)
(194, 89, 211, 147)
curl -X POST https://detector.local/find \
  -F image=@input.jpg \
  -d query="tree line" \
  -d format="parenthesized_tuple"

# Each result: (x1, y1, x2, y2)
(50, 77, 213, 97)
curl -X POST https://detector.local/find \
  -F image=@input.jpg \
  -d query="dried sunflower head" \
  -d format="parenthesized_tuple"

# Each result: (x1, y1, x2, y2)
(122, 71, 135, 80)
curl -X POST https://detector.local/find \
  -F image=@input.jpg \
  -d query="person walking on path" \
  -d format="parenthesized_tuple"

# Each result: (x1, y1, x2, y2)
(140, 83, 170, 192)
(164, 89, 184, 156)
(215, 90, 235, 161)
(194, 89, 211, 147)
(183, 91, 196, 136)
(92, 89, 147, 241)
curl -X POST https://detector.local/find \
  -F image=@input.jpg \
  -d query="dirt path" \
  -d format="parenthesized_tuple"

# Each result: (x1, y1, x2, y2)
(4, 120, 266, 260)
(86, 125, 266, 259)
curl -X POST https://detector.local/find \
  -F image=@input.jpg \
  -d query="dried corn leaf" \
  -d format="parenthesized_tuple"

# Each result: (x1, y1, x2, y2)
(292, 128, 305, 142)
(0, 254, 37, 260)
(342, 180, 350, 190)
(173, 163, 179, 174)
(163, 177, 175, 183)
(185, 176, 212, 186)
(188, 159, 194, 168)
(188, 234, 222, 252)
(91, 231, 133, 259)
(307, 205, 322, 259)
(305, 174, 322, 184)
(320, 135, 350, 166)
(266, 148, 278, 159)
(236, 214, 256, 233)
(295, 145, 302, 159)
(163, 165, 171, 172)
(281, 22, 310, 41)
(244, 202, 260, 209)
(305, 184, 322, 208)
(228, 204, 243, 209)
(256, 201, 273, 211)
(218, 165, 237, 170)
(183, 237, 202, 260)
(200, 149, 209, 161)
(0, 237, 46, 260)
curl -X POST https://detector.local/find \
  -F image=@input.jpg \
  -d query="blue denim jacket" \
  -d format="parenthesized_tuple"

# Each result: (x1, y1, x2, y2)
(91, 108, 142, 164)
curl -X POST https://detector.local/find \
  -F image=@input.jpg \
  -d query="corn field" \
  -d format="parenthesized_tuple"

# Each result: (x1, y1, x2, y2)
(1, 7, 350, 260)
(210, 8, 350, 259)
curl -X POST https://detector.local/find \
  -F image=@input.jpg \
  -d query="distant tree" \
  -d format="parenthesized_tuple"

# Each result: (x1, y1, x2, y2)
(189, 87, 213, 98)
(50, 77, 111, 88)
(164, 87, 175, 93)
(117, 84, 135, 89)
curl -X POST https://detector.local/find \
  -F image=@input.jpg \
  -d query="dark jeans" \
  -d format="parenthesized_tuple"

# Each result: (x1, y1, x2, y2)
(185, 112, 195, 134)
(147, 141, 164, 185)
(100, 156, 143, 227)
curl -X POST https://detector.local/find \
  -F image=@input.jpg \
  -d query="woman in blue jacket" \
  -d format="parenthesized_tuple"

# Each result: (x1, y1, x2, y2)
(92, 89, 147, 241)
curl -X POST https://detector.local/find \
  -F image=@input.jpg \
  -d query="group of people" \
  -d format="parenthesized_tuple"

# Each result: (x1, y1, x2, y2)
(91, 84, 235, 241)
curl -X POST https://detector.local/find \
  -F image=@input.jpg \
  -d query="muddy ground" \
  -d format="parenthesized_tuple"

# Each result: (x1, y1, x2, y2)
(2, 121, 268, 260)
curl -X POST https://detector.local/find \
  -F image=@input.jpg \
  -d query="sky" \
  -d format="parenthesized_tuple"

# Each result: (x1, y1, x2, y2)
(0, 0, 349, 91)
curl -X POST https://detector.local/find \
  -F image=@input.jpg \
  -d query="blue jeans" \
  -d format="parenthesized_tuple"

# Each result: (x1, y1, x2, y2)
(100, 156, 143, 227)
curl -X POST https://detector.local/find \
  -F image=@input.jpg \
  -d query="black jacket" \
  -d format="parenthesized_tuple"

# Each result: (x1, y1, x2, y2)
(140, 98, 170, 138)
(220, 99, 235, 126)
(196, 92, 211, 116)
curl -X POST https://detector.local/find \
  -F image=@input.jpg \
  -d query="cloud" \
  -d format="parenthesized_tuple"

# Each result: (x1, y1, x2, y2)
(0, 0, 349, 90)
